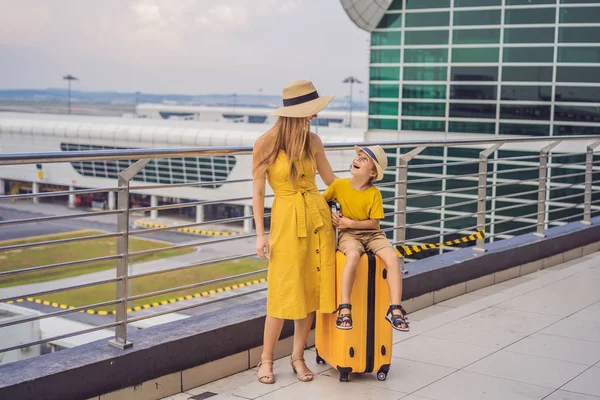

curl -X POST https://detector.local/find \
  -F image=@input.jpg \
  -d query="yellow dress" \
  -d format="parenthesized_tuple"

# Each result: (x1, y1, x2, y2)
(266, 151, 336, 320)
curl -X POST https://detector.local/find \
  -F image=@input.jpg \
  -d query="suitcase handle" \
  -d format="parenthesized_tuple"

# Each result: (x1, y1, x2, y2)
(327, 200, 341, 250)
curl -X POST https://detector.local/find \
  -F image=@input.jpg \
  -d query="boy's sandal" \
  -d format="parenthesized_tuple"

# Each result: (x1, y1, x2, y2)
(333, 303, 353, 330)
(290, 356, 314, 382)
(386, 304, 410, 332)
(257, 360, 275, 384)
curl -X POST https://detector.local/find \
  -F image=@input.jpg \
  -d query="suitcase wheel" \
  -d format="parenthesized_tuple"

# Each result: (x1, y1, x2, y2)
(316, 353, 326, 365)
(339, 371, 350, 382)
(377, 370, 388, 381)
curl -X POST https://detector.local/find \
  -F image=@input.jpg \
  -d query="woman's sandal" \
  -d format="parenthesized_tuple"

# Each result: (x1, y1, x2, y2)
(386, 304, 410, 332)
(290, 356, 314, 382)
(333, 303, 353, 330)
(257, 360, 275, 384)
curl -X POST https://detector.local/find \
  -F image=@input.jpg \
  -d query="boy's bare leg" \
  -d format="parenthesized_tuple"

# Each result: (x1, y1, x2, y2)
(339, 250, 361, 327)
(376, 247, 408, 328)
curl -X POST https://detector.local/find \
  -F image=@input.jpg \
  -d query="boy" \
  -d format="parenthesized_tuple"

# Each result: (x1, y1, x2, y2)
(323, 145, 409, 332)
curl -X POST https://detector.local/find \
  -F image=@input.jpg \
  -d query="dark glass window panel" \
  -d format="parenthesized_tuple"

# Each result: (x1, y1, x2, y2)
(499, 123, 549, 136)
(370, 84, 400, 98)
(561, 0, 600, 3)
(389, 0, 403, 9)
(404, 48, 448, 63)
(501, 85, 552, 101)
(453, 29, 500, 44)
(452, 48, 499, 63)
(402, 102, 446, 117)
(454, 10, 501, 26)
(405, 30, 449, 45)
(560, 7, 600, 24)
(405, 12, 450, 27)
(448, 147, 482, 158)
(560, 27, 600, 43)
(556, 67, 600, 83)
(370, 67, 400, 81)
(502, 66, 553, 82)
(554, 124, 600, 136)
(371, 49, 401, 63)
(504, 27, 555, 44)
(555, 86, 600, 103)
(555, 106, 600, 123)
(404, 66, 447, 81)
(449, 121, 496, 134)
(370, 101, 399, 116)
(407, 0, 450, 8)
(500, 105, 552, 121)
(451, 66, 498, 81)
(449, 103, 496, 119)
(507, 0, 554, 3)
(450, 85, 497, 100)
(452, 29, 500, 44)
(371, 31, 402, 46)
(377, 13, 403, 28)
(504, 47, 554, 63)
(403, 84, 447, 99)
(455, 0, 501, 6)
(558, 47, 600, 63)
(505, 8, 556, 24)
(369, 118, 398, 130)
(401, 119, 445, 131)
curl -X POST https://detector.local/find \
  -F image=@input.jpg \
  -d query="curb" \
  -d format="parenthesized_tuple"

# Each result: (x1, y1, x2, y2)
(135, 220, 245, 237)
(397, 230, 486, 257)
(5, 278, 268, 316)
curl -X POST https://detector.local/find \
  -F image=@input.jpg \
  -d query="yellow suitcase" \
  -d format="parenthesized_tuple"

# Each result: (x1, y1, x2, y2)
(315, 250, 393, 382)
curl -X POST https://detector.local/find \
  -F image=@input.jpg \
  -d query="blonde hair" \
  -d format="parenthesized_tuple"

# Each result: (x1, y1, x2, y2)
(254, 117, 315, 187)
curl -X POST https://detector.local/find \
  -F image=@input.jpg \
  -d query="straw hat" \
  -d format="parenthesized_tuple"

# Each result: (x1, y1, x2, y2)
(271, 80, 334, 118)
(355, 145, 388, 182)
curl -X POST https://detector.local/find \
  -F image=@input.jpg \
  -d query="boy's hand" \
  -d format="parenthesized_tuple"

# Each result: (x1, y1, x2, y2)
(332, 213, 354, 229)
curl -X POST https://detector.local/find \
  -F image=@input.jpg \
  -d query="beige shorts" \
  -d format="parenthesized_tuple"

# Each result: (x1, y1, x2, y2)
(338, 229, 392, 255)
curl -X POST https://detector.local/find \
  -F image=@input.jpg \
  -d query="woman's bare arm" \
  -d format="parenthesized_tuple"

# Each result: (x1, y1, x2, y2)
(312, 133, 337, 186)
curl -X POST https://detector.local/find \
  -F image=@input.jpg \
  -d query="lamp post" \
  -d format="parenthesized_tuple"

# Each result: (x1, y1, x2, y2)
(134, 91, 141, 117)
(343, 76, 362, 128)
(63, 75, 78, 115)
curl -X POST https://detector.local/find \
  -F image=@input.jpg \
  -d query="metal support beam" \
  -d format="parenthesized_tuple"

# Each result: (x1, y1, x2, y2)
(583, 140, 600, 225)
(394, 146, 426, 271)
(475, 143, 504, 252)
(109, 158, 150, 350)
(535, 141, 561, 237)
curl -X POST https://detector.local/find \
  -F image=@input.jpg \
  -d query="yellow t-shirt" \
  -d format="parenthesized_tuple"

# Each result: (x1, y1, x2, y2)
(323, 178, 384, 224)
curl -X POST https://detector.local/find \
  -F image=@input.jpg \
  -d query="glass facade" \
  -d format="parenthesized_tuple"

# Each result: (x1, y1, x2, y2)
(61, 143, 236, 188)
(367, 0, 600, 250)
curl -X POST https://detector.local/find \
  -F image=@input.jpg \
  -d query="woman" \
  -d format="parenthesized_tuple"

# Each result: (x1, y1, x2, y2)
(252, 80, 337, 384)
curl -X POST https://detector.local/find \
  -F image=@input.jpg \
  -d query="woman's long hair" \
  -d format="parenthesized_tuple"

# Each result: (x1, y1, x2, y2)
(256, 116, 315, 187)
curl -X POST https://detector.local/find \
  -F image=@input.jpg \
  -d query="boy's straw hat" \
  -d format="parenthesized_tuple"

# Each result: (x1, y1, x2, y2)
(271, 80, 334, 118)
(355, 145, 388, 182)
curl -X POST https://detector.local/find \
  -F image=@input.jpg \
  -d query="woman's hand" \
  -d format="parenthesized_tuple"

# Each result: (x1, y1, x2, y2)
(256, 235, 270, 260)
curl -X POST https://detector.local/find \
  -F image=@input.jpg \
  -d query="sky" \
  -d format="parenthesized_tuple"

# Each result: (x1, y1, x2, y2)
(0, 0, 370, 98)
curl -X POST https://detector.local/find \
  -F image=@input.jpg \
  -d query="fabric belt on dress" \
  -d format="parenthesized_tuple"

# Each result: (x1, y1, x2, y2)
(275, 187, 324, 237)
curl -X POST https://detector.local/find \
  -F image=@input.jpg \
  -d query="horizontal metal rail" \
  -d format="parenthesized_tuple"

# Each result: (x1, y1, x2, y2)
(0, 254, 122, 277)
(0, 209, 124, 227)
(128, 269, 267, 302)
(0, 186, 120, 201)
(129, 214, 269, 237)
(0, 299, 121, 329)
(0, 232, 123, 253)
(0, 277, 122, 303)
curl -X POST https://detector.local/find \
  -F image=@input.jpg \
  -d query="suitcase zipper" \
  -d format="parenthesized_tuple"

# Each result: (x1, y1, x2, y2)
(365, 252, 376, 373)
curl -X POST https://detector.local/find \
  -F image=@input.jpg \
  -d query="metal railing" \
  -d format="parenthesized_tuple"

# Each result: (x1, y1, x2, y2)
(1, 135, 600, 355)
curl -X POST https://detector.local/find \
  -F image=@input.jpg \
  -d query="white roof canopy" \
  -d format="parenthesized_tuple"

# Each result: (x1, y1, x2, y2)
(340, 0, 392, 32)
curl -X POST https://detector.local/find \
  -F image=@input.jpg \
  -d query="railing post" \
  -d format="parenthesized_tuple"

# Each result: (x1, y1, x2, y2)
(583, 140, 600, 225)
(535, 141, 561, 237)
(394, 146, 426, 266)
(475, 143, 503, 252)
(109, 159, 150, 350)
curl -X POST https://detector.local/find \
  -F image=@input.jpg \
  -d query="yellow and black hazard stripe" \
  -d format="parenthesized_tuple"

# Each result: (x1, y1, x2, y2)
(135, 220, 244, 236)
(5, 278, 268, 315)
(396, 230, 485, 257)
